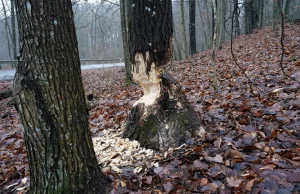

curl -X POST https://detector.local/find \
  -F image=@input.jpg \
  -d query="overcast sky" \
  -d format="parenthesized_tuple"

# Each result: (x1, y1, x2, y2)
(0, 0, 105, 19)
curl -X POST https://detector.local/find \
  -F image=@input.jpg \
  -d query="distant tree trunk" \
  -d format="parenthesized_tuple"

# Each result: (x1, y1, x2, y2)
(173, 24, 183, 60)
(212, 1, 215, 41)
(120, 0, 132, 84)
(272, 0, 278, 31)
(277, 0, 285, 38)
(203, 0, 212, 48)
(197, 0, 207, 49)
(11, 0, 17, 63)
(189, 0, 196, 55)
(285, 0, 292, 21)
(211, 0, 218, 91)
(245, 0, 258, 34)
(216, 0, 226, 50)
(123, 0, 201, 150)
(259, 0, 264, 28)
(1, 0, 12, 60)
(14, 0, 108, 193)
(233, 0, 240, 36)
(180, 0, 189, 58)
(282, 0, 287, 18)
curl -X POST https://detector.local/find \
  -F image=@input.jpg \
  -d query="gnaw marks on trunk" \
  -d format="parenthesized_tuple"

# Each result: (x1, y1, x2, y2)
(123, 0, 201, 151)
(123, 58, 201, 150)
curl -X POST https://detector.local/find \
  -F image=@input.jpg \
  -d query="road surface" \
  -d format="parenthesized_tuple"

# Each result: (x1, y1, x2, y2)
(0, 63, 124, 81)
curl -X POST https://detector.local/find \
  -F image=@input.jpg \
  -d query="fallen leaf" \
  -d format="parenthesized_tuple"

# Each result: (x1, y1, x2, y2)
(205, 154, 223, 163)
(259, 164, 277, 171)
(163, 182, 173, 193)
(226, 176, 243, 188)
(226, 149, 245, 161)
(244, 179, 255, 191)
(193, 160, 209, 170)
(145, 176, 152, 184)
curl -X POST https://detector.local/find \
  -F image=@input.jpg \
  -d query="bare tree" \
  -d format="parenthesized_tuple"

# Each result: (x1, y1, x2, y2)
(180, 0, 189, 58)
(1, 0, 12, 60)
(211, 0, 218, 91)
(245, 0, 258, 34)
(10, 0, 16, 61)
(216, 0, 226, 50)
(120, 0, 132, 83)
(189, 0, 196, 55)
(233, 0, 240, 36)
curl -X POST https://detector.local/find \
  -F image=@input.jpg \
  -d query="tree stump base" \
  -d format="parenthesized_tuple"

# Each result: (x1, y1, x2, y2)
(123, 72, 201, 150)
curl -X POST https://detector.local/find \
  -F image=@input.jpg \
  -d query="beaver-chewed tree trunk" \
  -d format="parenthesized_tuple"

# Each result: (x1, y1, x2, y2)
(123, 0, 201, 150)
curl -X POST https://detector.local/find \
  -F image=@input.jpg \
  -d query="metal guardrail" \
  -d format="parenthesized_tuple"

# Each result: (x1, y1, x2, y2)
(80, 59, 123, 63)
(0, 60, 17, 64)
(0, 58, 124, 65)
(0, 59, 125, 81)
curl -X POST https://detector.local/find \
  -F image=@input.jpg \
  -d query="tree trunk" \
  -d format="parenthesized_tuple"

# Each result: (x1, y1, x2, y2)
(120, 0, 132, 84)
(212, 1, 215, 42)
(1, 0, 13, 60)
(233, 0, 240, 37)
(13, 1, 109, 193)
(180, 0, 189, 58)
(189, 0, 196, 55)
(11, 0, 17, 66)
(123, 0, 201, 151)
(285, 0, 292, 22)
(282, 0, 287, 18)
(211, 0, 218, 91)
(173, 24, 183, 60)
(197, 0, 209, 49)
(244, 0, 259, 34)
(204, 0, 212, 48)
(259, 0, 264, 28)
(272, 0, 278, 31)
(216, 0, 226, 50)
(277, 0, 285, 38)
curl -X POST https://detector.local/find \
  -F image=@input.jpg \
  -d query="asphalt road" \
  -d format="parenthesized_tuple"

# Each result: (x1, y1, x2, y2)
(0, 63, 124, 81)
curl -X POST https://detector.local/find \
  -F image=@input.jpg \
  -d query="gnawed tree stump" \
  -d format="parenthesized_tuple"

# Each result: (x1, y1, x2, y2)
(123, 70, 201, 150)
(122, 0, 201, 150)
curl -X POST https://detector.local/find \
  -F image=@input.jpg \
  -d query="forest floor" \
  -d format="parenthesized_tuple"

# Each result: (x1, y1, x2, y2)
(0, 24, 300, 194)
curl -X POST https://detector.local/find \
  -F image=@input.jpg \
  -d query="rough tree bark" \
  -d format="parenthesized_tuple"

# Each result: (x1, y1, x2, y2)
(123, 0, 201, 151)
(189, 0, 196, 55)
(120, 0, 132, 84)
(13, 0, 108, 193)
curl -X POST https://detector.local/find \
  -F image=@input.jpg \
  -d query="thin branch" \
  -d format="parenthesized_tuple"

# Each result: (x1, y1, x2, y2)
(277, 0, 300, 84)
(1, 0, 12, 60)
(103, 0, 119, 6)
(230, 1, 266, 96)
